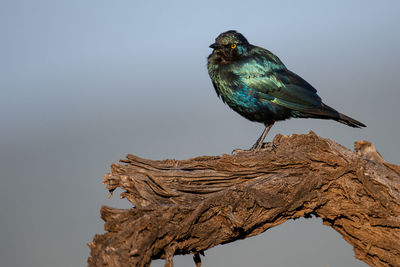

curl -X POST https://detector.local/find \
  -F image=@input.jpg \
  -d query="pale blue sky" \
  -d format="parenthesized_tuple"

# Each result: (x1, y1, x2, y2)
(1, 1, 399, 266)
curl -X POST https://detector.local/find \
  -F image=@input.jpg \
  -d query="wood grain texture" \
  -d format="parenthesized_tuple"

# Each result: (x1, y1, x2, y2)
(88, 132, 400, 267)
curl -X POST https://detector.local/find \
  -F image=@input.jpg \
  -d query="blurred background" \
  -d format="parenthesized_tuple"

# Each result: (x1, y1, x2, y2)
(1, 0, 399, 266)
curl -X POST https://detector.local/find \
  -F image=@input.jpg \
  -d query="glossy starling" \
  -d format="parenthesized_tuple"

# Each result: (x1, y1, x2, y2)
(207, 30, 365, 151)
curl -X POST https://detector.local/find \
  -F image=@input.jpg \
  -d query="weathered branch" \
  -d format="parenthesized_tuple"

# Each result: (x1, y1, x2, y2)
(88, 132, 400, 267)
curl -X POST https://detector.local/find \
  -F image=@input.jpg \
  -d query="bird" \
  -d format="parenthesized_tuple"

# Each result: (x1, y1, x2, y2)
(207, 30, 366, 151)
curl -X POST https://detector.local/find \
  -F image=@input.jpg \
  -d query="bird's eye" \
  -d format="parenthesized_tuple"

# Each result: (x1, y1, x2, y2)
(231, 43, 237, 49)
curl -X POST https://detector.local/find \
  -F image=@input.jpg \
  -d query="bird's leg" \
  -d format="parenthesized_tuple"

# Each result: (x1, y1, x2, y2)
(250, 123, 274, 151)
(232, 123, 274, 154)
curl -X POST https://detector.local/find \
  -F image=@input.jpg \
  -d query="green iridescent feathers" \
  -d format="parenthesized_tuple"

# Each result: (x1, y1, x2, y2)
(207, 30, 365, 128)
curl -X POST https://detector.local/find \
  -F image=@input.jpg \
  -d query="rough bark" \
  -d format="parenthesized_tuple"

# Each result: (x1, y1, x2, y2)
(88, 132, 400, 267)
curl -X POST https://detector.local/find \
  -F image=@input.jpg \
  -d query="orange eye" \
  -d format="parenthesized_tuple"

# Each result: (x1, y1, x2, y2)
(231, 43, 237, 49)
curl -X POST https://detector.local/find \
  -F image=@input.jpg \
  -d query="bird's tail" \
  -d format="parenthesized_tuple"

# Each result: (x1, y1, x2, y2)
(335, 112, 366, 128)
(321, 103, 366, 128)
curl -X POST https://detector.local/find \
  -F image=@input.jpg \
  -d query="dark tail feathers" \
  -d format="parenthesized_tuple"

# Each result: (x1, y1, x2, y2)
(322, 103, 366, 128)
(336, 112, 366, 128)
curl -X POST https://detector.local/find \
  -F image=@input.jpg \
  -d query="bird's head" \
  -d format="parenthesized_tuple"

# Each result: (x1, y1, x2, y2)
(209, 30, 250, 62)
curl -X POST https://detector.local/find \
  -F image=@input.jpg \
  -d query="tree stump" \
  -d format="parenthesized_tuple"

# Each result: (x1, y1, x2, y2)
(88, 132, 400, 267)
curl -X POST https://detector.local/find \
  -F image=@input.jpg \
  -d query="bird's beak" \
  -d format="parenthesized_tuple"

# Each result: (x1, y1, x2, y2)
(209, 42, 220, 49)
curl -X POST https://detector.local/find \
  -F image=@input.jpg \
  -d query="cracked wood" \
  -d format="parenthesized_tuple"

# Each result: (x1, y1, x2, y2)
(88, 132, 400, 267)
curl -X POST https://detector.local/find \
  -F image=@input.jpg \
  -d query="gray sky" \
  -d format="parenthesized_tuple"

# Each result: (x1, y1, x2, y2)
(1, 0, 399, 266)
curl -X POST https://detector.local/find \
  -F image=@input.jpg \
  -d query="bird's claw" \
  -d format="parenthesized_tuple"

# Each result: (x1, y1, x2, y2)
(232, 148, 249, 154)
(232, 142, 276, 155)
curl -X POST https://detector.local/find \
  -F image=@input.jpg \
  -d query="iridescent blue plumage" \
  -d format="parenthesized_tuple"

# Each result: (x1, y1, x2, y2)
(207, 30, 365, 151)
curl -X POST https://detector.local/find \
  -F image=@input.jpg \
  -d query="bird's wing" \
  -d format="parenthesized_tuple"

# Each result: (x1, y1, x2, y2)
(235, 60, 324, 112)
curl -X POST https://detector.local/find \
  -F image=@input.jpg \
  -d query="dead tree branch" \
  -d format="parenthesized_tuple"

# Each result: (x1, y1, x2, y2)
(88, 132, 400, 267)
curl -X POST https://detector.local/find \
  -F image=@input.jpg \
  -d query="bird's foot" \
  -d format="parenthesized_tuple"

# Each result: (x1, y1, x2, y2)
(250, 141, 263, 151)
(232, 142, 276, 154)
(232, 148, 251, 154)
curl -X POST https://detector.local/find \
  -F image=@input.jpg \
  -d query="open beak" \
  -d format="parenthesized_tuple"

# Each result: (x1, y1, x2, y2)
(209, 42, 220, 49)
